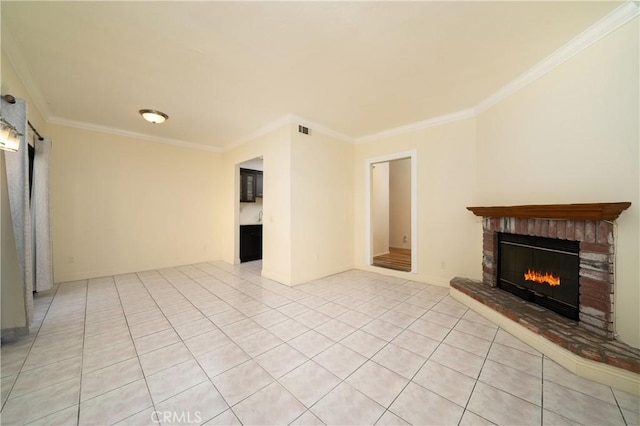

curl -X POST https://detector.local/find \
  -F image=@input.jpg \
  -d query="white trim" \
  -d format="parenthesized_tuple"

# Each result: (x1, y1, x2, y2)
(410, 152, 418, 274)
(47, 116, 221, 152)
(365, 150, 418, 274)
(474, 1, 640, 115)
(356, 109, 475, 144)
(451, 288, 640, 396)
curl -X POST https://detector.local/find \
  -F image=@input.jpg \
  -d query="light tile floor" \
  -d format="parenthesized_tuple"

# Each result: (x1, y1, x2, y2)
(1, 261, 638, 425)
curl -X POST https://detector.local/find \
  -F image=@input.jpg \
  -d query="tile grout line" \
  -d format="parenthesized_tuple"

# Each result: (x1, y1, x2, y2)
(134, 273, 219, 368)
(111, 273, 161, 424)
(185, 266, 404, 423)
(155, 265, 296, 424)
(12, 283, 87, 423)
(74, 279, 90, 425)
(375, 299, 470, 425)
(609, 381, 631, 426)
(0, 283, 66, 422)
(17, 286, 85, 423)
(297, 289, 459, 425)
(540, 365, 629, 425)
(457, 324, 500, 426)
(312, 276, 480, 423)
(154, 268, 249, 423)
(540, 355, 545, 426)
(0, 283, 59, 413)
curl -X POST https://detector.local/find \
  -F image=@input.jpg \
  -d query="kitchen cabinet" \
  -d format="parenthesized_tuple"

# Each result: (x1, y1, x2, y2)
(255, 171, 263, 198)
(240, 168, 256, 202)
(240, 225, 262, 262)
(240, 168, 263, 202)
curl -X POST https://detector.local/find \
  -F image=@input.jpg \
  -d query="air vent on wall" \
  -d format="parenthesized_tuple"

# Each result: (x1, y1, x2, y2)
(298, 125, 310, 135)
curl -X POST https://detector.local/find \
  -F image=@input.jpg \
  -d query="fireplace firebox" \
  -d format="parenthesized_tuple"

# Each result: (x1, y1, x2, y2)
(498, 233, 580, 321)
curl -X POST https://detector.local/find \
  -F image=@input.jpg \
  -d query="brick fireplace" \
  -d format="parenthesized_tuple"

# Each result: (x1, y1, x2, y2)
(468, 202, 630, 338)
(450, 203, 640, 376)
(483, 216, 616, 336)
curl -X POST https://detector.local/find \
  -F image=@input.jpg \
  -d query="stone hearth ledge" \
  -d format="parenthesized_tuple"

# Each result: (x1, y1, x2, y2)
(450, 277, 640, 395)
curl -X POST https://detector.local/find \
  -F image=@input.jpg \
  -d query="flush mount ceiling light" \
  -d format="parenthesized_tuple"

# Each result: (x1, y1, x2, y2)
(0, 117, 22, 152)
(139, 109, 168, 124)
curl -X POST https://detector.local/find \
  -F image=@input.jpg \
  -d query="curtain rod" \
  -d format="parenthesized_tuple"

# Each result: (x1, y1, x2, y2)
(2, 94, 44, 141)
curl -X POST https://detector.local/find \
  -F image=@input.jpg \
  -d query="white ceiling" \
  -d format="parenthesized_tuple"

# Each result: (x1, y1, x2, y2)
(1, 1, 622, 150)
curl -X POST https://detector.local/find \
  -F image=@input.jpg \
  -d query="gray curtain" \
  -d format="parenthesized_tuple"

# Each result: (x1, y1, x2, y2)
(31, 133, 53, 292)
(3, 96, 34, 326)
(3, 96, 54, 330)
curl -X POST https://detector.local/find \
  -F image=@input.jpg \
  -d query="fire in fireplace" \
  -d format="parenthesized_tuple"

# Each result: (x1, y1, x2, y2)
(523, 269, 560, 286)
(498, 233, 580, 320)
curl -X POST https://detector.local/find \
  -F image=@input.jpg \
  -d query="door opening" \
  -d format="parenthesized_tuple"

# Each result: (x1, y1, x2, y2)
(238, 156, 263, 265)
(365, 151, 417, 273)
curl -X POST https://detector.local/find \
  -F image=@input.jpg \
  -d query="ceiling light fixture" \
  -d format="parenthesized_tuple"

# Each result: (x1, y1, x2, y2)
(139, 109, 169, 124)
(0, 117, 22, 152)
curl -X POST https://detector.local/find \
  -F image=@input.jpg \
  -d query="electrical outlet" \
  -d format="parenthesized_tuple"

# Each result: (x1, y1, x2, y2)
(440, 261, 446, 269)
(403, 235, 408, 243)
(68, 256, 74, 264)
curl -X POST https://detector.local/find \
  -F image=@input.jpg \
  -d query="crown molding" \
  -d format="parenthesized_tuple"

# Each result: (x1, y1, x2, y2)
(3, 30, 219, 153)
(1, 29, 52, 121)
(222, 114, 294, 152)
(356, 2, 639, 144)
(474, 1, 640, 115)
(222, 114, 356, 152)
(3, 2, 637, 151)
(355, 109, 476, 144)
(48, 116, 222, 152)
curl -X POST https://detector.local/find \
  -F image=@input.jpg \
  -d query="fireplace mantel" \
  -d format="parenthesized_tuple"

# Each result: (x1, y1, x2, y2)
(467, 202, 631, 221)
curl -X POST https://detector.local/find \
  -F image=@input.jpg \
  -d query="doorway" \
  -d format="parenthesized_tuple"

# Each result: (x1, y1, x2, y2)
(365, 151, 417, 273)
(238, 156, 263, 265)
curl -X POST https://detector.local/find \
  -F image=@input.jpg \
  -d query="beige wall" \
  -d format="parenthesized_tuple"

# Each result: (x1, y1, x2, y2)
(290, 128, 354, 284)
(389, 158, 411, 250)
(49, 125, 221, 282)
(371, 162, 389, 256)
(4, 51, 223, 284)
(476, 18, 639, 347)
(221, 123, 354, 285)
(220, 126, 293, 284)
(355, 118, 480, 286)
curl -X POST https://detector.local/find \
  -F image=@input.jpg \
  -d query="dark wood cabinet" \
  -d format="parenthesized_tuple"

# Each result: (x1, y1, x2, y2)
(240, 225, 262, 262)
(240, 169, 255, 202)
(255, 171, 263, 198)
(240, 168, 263, 202)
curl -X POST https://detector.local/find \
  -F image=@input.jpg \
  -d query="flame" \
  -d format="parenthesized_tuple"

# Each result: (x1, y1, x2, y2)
(524, 269, 560, 286)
